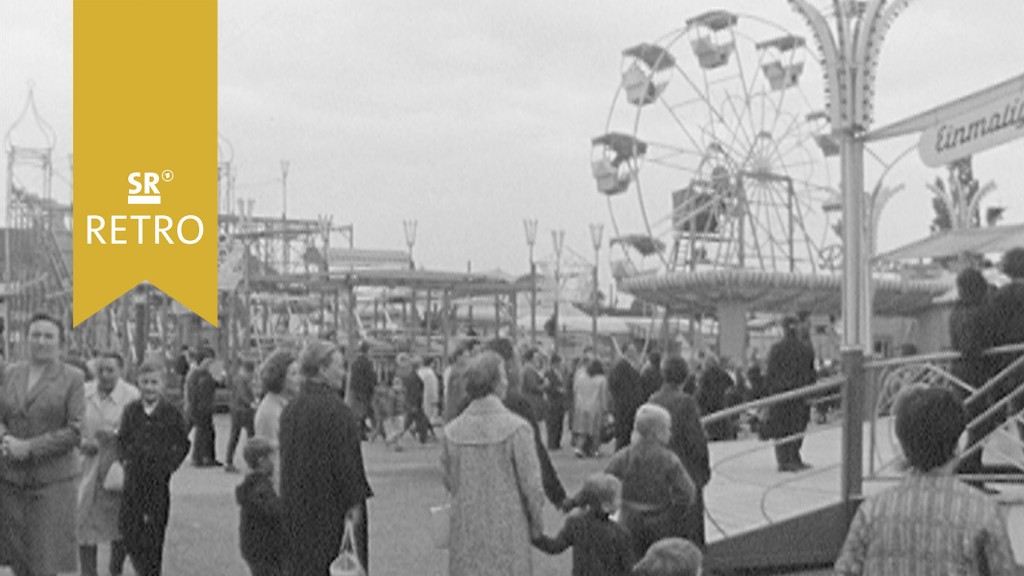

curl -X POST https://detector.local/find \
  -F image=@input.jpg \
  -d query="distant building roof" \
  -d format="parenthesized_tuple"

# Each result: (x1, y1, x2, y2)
(327, 248, 411, 270)
(876, 224, 1024, 262)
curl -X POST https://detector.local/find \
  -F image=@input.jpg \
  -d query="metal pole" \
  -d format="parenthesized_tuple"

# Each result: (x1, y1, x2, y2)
(523, 219, 538, 345)
(841, 133, 867, 348)
(590, 223, 603, 351)
(840, 347, 864, 502)
(280, 160, 290, 273)
(467, 261, 474, 333)
(591, 259, 598, 349)
(551, 230, 564, 355)
(4, 150, 12, 359)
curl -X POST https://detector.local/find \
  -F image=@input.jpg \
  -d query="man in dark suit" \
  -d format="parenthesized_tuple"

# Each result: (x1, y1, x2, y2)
(765, 316, 817, 472)
(349, 341, 377, 440)
(608, 341, 645, 450)
(987, 248, 1024, 441)
(648, 354, 711, 548)
(186, 347, 220, 467)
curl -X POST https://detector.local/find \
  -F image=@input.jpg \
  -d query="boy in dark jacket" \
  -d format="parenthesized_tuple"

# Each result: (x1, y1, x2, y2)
(237, 438, 284, 576)
(533, 473, 635, 576)
(119, 360, 191, 576)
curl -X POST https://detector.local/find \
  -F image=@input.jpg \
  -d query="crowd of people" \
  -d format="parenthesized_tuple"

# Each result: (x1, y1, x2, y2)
(0, 288, 1019, 575)
(0, 313, 373, 576)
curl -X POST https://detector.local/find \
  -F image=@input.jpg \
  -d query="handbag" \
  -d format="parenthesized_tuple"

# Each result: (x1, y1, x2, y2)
(329, 519, 365, 576)
(102, 461, 125, 492)
(429, 503, 451, 549)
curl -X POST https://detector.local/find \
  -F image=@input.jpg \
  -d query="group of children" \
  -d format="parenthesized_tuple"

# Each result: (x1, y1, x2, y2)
(534, 472, 703, 576)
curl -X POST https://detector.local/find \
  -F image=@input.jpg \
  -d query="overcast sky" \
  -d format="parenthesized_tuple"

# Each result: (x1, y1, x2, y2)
(1, 0, 1022, 286)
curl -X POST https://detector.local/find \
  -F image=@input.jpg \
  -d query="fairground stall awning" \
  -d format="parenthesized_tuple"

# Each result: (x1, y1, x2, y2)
(619, 268, 950, 317)
(875, 223, 1024, 262)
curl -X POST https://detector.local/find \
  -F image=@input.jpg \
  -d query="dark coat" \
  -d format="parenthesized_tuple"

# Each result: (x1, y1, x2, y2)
(949, 299, 994, 391)
(605, 441, 695, 559)
(697, 366, 734, 440)
(534, 510, 635, 576)
(402, 370, 425, 414)
(186, 366, 217, 420)
(544, 368, 567, 410)
(504, 391, 567, 506)
(236, 471, 283, 566)
(522, 366, 548, 421)
(638, 365, 662, 403)
(763, 335, 816, 439)
(607, 359, 644, 448)
(648, 385, 711, 547)
(647, 386, 710, 488)
(280, 378, 372, 576)
(987, 281, 1024, 397)
(349, 355, 377, 404)
(118, 400, 190, 554)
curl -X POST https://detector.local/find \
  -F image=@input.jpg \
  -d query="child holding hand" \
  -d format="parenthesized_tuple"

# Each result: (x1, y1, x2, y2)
(533, 472, 635, 576)
(236, 438, 284, 576)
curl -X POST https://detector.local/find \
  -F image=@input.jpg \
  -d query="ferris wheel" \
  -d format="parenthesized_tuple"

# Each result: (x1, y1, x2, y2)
(592, 10, 841, 275)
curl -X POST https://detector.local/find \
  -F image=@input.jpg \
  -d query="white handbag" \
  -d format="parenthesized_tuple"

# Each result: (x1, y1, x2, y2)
(102, 461, 125, 492)
(329, 519, 365, 576)
(429, 503, 451, 549)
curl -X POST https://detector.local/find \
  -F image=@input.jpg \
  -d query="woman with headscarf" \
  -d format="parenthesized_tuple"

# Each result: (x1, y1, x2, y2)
(605, 403, 695, 559)
(0, 313, 85, 576)
(280, 340, 373, 575)
(442, 350, 545, 576)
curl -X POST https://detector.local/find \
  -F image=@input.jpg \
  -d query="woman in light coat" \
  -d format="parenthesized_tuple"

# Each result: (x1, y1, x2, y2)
(572, 359, 609, 458)
(442, 351, 545, 576)
(77, 352, 139, 576)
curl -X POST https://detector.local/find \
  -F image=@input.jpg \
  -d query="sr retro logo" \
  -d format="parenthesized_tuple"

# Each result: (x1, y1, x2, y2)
(85, 170, 205, 246)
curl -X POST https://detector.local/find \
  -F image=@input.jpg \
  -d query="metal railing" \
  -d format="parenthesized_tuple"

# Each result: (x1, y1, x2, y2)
(698, 342, 1024, 541)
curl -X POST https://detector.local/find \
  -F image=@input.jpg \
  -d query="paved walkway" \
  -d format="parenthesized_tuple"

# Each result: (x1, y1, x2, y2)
(0, 414, 1021, 575)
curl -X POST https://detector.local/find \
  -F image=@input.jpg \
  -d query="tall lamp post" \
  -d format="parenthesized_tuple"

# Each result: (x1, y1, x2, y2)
(589, 223, 604, 350)
(280, 159, 290, 272)
(523, 219, 538, 345)
(790, 0, 908, 506)
(551, 229, 565, 355)
(403, 220, 418, 349)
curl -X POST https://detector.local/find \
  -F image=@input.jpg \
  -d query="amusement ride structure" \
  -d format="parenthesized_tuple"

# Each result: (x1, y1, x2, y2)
(591, 7, 950, 365)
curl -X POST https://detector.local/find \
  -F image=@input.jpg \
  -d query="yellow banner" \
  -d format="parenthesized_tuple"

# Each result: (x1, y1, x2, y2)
(74, 0, 218, 326)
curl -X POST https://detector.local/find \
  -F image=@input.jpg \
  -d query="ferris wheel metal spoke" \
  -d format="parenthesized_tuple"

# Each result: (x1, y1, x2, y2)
(656, 97, 710, 159)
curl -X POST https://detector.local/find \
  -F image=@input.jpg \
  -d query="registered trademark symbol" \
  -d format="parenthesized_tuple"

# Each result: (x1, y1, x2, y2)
(161, 170, 174, 182)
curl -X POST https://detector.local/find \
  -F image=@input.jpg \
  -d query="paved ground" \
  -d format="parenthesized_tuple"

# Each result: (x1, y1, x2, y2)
(2, 413, 1023, 575)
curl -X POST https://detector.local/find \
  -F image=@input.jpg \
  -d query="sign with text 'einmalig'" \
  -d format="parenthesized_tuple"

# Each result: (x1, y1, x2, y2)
(919, 85, 1024, 167)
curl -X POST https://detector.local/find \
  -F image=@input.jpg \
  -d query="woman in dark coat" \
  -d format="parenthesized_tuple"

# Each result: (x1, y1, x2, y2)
(280, 340, 373, 575)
